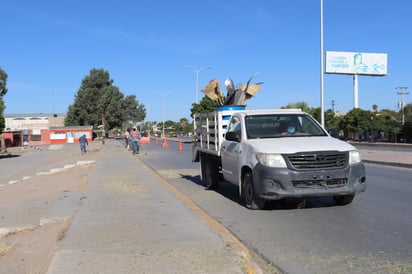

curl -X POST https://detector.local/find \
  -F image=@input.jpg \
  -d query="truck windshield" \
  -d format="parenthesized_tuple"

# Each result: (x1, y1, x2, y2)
(245, 114, 327, 139)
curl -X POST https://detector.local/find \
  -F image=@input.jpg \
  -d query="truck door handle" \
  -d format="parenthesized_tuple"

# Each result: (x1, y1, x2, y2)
(222, 145, 226, 149)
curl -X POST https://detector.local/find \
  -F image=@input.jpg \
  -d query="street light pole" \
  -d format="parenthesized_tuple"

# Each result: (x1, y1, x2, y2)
(185, 65, 211, 103)
(320, 0, 325, 128)
(371, 116, 374, 142)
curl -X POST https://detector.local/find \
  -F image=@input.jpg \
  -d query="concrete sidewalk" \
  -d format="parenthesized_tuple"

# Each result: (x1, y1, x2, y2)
(47, 141, 258, 274)
(358, 148, 412, 168)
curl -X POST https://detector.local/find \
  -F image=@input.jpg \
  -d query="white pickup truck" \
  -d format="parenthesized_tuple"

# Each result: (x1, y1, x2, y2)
(192, 106, 366, 209)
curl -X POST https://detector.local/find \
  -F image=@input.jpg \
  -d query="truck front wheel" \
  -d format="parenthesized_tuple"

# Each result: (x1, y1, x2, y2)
(333, 194, 355, 205)
(242, 171, 265, 210)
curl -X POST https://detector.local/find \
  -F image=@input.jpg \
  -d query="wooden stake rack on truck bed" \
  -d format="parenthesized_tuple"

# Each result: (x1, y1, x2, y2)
(193, 109, 236, 157)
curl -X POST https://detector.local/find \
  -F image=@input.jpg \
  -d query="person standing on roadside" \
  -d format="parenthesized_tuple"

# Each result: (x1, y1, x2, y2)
(79, 134, 88, 154)
(129, 128, 140, 154)
(128, 128, 134, 152)
(125, 128, 130, 149)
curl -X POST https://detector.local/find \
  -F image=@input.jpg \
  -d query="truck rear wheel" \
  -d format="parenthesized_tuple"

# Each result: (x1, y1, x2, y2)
(200, 153, 220, 190)
(242, 171, 265, 210)
(205, 159, 220, 189)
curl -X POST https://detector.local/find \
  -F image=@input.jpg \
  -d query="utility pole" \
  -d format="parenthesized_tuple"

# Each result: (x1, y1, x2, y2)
(396, 87, 409, 125)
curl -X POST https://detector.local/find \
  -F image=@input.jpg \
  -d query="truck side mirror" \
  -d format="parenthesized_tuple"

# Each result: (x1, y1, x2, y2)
(225, 131, 240, 142)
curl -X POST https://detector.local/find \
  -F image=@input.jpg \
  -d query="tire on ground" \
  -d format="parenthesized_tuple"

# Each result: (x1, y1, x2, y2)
(200, 153, 220, 189)
(333, 194, 355, 205)
(242, 170, 265, 210)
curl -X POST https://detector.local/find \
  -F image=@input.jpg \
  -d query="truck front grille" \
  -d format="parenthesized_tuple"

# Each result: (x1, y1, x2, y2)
(286, 152, 348, 170)
(292, 178, 347, 189)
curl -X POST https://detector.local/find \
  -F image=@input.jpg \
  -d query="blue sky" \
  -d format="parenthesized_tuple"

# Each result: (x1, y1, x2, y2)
(2, 0, 411, 122)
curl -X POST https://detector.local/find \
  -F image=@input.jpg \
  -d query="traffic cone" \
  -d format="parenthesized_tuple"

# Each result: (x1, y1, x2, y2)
(162, 138, 168, 148)
(178, 141, 183, 151)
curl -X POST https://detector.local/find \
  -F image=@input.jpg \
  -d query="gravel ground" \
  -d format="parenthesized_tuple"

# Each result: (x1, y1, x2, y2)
(0, 164, 93, 273)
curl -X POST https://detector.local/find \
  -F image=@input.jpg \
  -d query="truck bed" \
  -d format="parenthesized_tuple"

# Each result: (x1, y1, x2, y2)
(193, 109, 236, 157)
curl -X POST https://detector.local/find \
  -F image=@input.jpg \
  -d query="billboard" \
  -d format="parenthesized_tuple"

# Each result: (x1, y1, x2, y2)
(325, 51, 387, 76)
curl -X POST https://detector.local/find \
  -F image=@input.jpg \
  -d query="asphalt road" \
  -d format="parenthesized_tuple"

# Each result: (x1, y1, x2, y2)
(137, 140, 412, 274)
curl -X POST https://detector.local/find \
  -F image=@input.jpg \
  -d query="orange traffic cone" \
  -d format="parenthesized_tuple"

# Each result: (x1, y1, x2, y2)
(178, 141, 183, 151)
(162, 138, 169, 148)
(155, 138, 159, 145)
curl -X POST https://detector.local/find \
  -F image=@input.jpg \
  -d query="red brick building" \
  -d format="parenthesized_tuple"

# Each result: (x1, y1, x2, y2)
(49, 126, 93, 145)
(2, 114, 92, 147)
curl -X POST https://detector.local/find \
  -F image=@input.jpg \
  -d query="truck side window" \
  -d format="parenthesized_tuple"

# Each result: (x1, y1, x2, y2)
(227, 116, 241, 137)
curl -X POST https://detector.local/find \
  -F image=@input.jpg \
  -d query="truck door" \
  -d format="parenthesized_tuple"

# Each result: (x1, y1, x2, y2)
(221, 116, 242, 184)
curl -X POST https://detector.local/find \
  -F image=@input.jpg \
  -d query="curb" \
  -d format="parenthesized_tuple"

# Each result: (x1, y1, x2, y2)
(362, 159, 412, 169)
(1, 160, 96, 186)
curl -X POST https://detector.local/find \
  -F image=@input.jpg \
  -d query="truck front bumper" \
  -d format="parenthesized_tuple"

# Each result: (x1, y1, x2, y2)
(252, 163, 366, 200)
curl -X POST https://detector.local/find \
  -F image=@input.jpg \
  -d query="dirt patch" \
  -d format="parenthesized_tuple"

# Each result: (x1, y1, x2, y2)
(0, 164, 94, 273)
(0, 166, 90, 205)
(0, 219, 72, 274)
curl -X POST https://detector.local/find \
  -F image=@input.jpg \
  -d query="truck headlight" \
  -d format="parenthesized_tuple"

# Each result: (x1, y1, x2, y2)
(349, 150, 362, 165)
(256, 153, 287, 168)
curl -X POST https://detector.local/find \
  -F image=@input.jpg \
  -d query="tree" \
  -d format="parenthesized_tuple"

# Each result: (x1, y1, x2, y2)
(190, 96, 217, 118)
(65, 68, 146, 132)
(101, 86, 124, 130)
(123, 95, 146, 128)
(282, 101, 311, 113)
(371, 109, 400, 142)
(400, 103, 412, 142)
(176, 117, 192, 135)
(321, 108, 340, 129)
(0, 67, 8, 135)
(281, 102, 338, 129)
(277, 101, 410, 143)
(138, 120, 156, 133)
(0, 68, 7, 96)
(65, 68, 113, 127)
(164, 120, 175, 129)
(0, 99, 5, 133)
(340, 108, 372, 140)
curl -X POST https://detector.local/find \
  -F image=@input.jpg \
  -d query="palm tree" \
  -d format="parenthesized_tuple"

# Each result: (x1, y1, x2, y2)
(179, 118, 188, 128)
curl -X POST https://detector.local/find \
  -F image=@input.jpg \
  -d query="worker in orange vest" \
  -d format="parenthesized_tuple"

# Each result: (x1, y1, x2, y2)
(129, 128, 140, 154)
